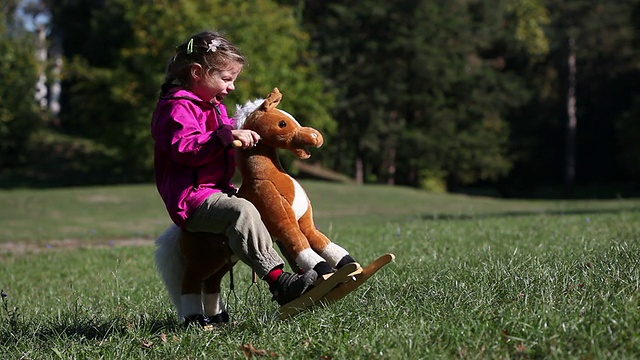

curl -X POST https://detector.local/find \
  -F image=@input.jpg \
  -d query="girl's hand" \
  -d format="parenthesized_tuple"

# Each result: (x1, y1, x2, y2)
(231, 129, 261, 149)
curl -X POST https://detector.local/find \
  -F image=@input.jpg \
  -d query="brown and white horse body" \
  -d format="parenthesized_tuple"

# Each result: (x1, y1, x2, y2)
(234, 88, 353, 275)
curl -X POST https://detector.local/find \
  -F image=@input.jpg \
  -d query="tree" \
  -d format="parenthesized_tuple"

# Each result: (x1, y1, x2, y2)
(303, 0, 533, 189)
(0, 5, 41, 170)
(612, 1, 640, 182)
(572, 1, 640, 188)
(507, 0, 640, 195)
(48, 0, 335, 182)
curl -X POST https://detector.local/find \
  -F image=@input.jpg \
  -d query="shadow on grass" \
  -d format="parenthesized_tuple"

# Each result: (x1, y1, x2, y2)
(0, 311, 263, 346)
(0, 315, 182, 345)
(420, 206, 640, 221)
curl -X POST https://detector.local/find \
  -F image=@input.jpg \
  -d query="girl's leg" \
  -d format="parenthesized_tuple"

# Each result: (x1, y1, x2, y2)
(185, 192, 317, 304)
(185, 192, 282, 277)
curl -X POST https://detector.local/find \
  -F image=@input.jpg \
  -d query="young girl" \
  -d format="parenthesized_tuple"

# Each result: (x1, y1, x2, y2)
(151, 31, 317, 325)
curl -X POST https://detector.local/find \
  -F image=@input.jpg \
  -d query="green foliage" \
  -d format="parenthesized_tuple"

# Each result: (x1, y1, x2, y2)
(304, 0, 531, 187)
(506, 0, 551, 57)
(419, 169, 448, 193)
(0, 13, 41, 168)
(206, 0, 336, 134)
(47, 0, 334, 183)
(6, 0, 640, 191)
(407, 1, 532, 188)
(505, 0, 640, 190)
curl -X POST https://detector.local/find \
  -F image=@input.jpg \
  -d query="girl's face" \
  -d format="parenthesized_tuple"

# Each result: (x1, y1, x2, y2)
(190, 62, 243, 105)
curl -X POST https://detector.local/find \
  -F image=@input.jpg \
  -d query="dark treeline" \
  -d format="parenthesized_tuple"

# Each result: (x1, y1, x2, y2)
(2, 0, 640, 197)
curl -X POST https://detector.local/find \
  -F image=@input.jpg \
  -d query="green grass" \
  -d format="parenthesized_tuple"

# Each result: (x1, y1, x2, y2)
(0, 184, 168, 243)
(1, 181, 640, 358)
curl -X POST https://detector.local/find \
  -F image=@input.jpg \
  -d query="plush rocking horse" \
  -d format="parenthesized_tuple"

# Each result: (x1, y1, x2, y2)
(232, 88, 359, 277)
(155, 88, 393, 324)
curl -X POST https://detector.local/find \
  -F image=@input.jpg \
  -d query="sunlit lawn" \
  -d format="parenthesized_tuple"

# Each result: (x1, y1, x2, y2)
(1, 181, 639, 358)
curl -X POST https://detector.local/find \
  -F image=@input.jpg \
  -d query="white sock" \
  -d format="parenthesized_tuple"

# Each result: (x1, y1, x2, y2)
(295, 248, 326, 270)
(181, 294, 203, 318)
(320, 243, 350, 268)
(203, 293, 225, 316)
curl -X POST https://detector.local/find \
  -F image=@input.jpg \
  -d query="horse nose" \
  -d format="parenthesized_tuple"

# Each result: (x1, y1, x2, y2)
(312, 131, 323, 147)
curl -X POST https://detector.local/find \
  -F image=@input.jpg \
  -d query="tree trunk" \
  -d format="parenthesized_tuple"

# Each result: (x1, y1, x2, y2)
(386, 146, 396, 185)
(35, 24, 48, 109)
(355, 156, 364, 184)
(565, 35, 577, 195)
(50, 31, 63, 120)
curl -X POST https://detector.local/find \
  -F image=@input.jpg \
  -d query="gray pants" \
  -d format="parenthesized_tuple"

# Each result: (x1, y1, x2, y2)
(184, 191, 284, 278)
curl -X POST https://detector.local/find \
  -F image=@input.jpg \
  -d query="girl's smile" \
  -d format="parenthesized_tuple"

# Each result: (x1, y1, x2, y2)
(191, 62, 243, 105)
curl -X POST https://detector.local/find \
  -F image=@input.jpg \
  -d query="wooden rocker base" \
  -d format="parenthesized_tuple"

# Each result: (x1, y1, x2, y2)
(279, 253, 395, 319)
(279, 262, 361, 319)
(323, 253, 395, 303)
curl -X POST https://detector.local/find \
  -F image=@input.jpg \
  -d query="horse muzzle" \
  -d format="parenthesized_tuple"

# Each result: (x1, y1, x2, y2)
(292, 128, 324, 159)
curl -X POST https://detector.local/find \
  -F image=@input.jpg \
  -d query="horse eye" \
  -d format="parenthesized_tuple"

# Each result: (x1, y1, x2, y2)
(278, 120, 287, 128)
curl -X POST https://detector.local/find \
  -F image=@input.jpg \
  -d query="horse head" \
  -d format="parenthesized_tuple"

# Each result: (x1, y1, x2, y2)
(234, 88, 323, 159)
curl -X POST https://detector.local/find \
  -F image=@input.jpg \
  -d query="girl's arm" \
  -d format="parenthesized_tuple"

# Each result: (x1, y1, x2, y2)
(160, 103, 234, 167)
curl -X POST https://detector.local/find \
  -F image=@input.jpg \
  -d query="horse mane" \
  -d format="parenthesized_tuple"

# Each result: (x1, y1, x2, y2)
(233, 98, 265, 130)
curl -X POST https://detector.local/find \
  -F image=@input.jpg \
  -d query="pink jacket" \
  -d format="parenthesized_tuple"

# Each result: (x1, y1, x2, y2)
(151, 88, 236, 228)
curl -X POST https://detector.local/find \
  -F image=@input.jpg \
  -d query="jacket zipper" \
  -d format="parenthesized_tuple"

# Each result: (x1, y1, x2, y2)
(214, 106, 233, 184)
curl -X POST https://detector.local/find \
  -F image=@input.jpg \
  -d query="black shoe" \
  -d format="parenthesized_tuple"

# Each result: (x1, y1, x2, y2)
(184, 312, 229, 328)
(313, 261, 335, 276)
(184, 314, 210, 328)
(336, 255, 358, 269)
(208, 311, 230, 324)
(269, 270, 318, 305)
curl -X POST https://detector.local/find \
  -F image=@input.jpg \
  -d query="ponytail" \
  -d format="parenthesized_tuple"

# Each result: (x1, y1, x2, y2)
(160, 75, 177, 96)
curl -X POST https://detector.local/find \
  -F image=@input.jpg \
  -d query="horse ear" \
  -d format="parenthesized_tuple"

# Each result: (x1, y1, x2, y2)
(260, 88, 282, 111)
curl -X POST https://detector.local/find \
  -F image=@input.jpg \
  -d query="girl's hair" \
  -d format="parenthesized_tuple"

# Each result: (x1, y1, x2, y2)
(161, 31, 246, 95)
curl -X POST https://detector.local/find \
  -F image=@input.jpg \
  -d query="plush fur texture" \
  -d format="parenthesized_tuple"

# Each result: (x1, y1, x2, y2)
(155, 225, 235, 321)
(154, 225, 185, 317)
(234, 98, 263, 129)
(234, 88, 352, 275)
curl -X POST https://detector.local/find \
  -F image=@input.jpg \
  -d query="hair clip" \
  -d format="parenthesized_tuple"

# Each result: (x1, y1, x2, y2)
(186, 38, 194, 54)
(207, 39, 223, 53)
